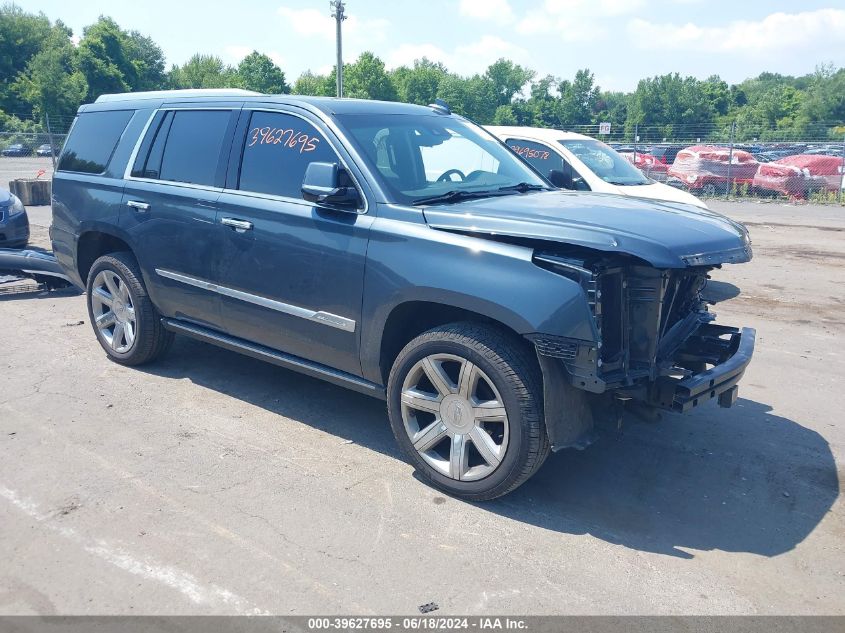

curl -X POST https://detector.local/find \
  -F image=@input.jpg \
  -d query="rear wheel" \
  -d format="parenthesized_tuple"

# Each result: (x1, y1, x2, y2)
(387, 322, 549, 501)
(86, 252, 173, 366)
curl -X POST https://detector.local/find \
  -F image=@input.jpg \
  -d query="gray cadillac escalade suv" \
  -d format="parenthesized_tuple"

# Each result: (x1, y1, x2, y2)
(51, 89, 755, 500)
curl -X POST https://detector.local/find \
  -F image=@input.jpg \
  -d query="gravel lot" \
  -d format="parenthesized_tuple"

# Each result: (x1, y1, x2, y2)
(1, 192, 843, 615)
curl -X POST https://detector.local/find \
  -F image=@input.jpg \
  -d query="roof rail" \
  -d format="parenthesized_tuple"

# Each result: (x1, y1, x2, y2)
(95, 89, 262, 103)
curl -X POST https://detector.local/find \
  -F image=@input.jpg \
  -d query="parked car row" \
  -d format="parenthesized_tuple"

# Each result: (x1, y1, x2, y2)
(0, 143, 58, 157)
(608, 140, 844, 199)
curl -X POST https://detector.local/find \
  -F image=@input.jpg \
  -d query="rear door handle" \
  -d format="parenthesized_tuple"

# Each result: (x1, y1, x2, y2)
(220, 217, 253, 232)
(126, 200, 150, 212)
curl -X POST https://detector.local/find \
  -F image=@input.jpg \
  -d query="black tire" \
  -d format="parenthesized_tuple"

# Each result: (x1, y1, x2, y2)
(86, 252, 173, 366)
(387, 322, 550, 501)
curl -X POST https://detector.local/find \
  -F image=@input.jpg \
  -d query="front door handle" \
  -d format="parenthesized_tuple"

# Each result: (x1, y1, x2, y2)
(220, 217, 253, 232)
(126, 200, 150, 212)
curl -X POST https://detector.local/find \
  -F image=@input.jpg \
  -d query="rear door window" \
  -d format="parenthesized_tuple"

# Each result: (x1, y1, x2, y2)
(57, 110, 134, 174)
(237, 110, 339, 199)
(157, 110, 232, 186)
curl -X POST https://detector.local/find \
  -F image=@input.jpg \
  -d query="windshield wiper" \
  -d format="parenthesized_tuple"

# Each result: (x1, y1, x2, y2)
(411, 189, 510, 206)
(497, 182, 551, 193)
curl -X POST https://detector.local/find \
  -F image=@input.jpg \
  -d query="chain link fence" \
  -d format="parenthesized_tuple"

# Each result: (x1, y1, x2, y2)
(0, 113, 74, 187)
(569, 122, 845, 203)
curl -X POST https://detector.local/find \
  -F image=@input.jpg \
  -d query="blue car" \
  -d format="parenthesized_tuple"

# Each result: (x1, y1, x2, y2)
(0, 188, 30, 248)
(49, 90, 755, 500)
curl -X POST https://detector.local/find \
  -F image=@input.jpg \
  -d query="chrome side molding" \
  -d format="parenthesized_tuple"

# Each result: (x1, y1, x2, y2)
(155, 268, 356, 332)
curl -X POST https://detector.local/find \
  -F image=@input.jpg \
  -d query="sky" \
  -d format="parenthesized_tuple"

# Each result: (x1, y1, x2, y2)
(16, 0, 845, 92)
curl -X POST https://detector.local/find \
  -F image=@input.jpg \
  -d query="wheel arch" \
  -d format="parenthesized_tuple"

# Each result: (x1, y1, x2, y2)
(370, 294, 536, 387)
(76, 226, 135, 284)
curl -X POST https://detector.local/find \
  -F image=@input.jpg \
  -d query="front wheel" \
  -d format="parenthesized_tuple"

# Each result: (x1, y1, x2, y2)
(387, 322, 549, 501)
(86, 252, 173, 366)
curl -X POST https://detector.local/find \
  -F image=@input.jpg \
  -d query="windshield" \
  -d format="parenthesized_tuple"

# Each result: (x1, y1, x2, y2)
(559, 139, 650, 186)
(337, 114, 548, 205)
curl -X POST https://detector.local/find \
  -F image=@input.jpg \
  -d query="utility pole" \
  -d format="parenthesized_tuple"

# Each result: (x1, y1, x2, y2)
(330, 0, 346, 98)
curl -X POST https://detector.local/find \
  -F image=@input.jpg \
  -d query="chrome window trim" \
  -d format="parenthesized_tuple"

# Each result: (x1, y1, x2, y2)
(233, 106, 369, 215)
(123, 109, 158, 181)
(155, 268, 356, 333)
(123, 105, 369, 213)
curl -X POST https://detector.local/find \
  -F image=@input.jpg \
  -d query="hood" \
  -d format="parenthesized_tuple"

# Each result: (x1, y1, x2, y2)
(0, 189, 11, 206)
(607, 182, 708, 210)
(422, 190, 752, 269)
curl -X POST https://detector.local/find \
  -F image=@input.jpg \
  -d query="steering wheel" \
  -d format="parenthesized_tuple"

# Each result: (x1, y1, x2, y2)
(437, 169, 466, 182)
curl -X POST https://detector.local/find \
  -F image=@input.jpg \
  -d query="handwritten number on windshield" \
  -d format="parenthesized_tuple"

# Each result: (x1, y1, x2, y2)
(248, 127, 320, 153)
(510, 144, 550, 160)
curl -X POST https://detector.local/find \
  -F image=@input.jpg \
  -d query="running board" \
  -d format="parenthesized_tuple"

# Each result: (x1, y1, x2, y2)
(160, 318, 386, 400)
(0, 248, 72, 284)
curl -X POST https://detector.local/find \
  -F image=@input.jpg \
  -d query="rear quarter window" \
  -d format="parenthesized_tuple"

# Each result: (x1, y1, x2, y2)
(57, 110, 134, 174)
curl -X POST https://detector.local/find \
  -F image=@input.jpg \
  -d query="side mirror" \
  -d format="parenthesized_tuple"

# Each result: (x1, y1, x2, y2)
(548, 169, 573, 190)
(301, 162, 360, 208)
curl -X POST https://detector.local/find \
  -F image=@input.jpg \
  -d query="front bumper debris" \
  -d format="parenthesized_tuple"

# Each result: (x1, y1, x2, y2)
(653, 326, 756, 413)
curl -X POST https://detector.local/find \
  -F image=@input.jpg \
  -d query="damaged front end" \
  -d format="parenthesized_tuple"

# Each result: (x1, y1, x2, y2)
(529, 251, 755, 450)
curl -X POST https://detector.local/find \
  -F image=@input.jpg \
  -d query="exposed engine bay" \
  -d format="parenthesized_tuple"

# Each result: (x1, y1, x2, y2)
(529, 249, 755, 450)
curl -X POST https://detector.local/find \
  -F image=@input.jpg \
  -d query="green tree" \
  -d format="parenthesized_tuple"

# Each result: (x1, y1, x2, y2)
(626, 73, 715, 139)
(291, 70, 333, 96)
(593, 91, 628, 129)
(168, 54, 238, 89)
(484, 58, 534, 107)
(799, 65, 845, 125)
(557, 68, 598, 126)
(525, 75, 560, 127)
(701, 75, 731, 116)
(77, 17, 136, 99)
(76, 17, 166, 99)
(124, 30, 166, 91)
(0, 3, 53, 112)
(14, 27, 86, 118)
(237, 51, 289, 94)
(437, 73, 497, 123)
(492, 104, 517, 125)
(343, 52, 397, 101)
(390, 58, 447, 105)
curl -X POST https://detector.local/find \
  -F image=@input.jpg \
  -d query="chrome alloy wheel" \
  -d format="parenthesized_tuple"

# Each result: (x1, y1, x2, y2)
(400, 354, 509, 481)
(91, 270, 136, 353)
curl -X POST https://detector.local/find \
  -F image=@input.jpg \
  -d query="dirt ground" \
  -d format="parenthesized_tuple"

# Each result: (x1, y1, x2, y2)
(0, 197, 843, 615)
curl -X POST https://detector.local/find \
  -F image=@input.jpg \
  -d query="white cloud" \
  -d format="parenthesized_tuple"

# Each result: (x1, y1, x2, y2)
(386, 43, 451, 69)
(454, 35, 529, 71)
(224, 45, 252, 62)
(384, 35, 528, 76)
(276, 6, 389, 43)
(544, 0, 645, 17)
(459, 0, 513, 24)
(627, 9, 845, 54)
(516, 0, 643, 40)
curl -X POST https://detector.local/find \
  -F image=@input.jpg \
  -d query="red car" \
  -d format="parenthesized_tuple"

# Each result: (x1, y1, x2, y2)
(668, 145, 759, 196)
(753, 154, 844, 199)
(620, 152, 669, 181)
